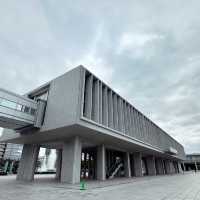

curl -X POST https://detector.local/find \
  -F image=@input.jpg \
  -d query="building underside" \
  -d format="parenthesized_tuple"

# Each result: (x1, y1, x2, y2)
(17, 136, 183, 183)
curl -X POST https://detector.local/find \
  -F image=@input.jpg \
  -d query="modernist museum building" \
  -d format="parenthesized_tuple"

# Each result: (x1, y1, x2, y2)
(0, 66, 185, 183)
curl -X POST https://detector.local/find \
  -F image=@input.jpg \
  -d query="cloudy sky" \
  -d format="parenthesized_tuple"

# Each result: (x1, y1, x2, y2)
(0, 0, 200, 153)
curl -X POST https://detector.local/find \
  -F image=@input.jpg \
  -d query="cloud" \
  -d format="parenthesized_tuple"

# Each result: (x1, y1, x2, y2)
(117, 32, 164, 58)
(0, 0, 200, 154)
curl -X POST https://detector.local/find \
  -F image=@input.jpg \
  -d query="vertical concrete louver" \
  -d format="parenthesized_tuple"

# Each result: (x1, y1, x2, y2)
(118, 98, 123, 132)
(92, 79, 99, 123)
(113, 93, 118, 130)
(82, 70, 185, 158)
(83, 74, 93, 119)
(108, 90, 114, 128)
(99, 81, 103, 124)
(102, 86, 108, 126)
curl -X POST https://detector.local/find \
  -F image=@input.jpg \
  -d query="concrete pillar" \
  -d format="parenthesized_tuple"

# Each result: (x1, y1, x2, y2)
(164, 160, 171, 174)
(161, 160, 165, 174)
(174, 161, 179, 173)
(170, 161, 175, 174)
(156, 159, 164, 175)
(60, 137, 82, 184)
(178, 162, 183, 173)
(97, 144, 106, 181)
(133, 152, 143, 177)
(17, 144, 40, 181)
(55, 149, 62, 180)
(146, 156, 156, 175)
(182, 162, 186, 171)
(195, 162, 198, 171)
(124, 152, 131, 178)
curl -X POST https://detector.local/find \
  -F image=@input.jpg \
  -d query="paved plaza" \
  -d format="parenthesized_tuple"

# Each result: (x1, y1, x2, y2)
(1, 172, 200, 200)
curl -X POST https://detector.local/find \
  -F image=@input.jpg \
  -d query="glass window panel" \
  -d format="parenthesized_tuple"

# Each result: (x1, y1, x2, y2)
(16, 104, 23, 111)
(30, 108, 36, 116)
(24, 106, 30, 114)
(0, 99, 17, 109)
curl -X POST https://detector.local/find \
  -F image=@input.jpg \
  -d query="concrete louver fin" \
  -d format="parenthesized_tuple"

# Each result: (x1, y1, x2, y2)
(108, 89, 114, 128)
(113, 93, 118, 130)
(83, 74, 93, 119)
(102, 86, 108, 126)
(92, 79, 99, 123)
(99, 81, 103, 124)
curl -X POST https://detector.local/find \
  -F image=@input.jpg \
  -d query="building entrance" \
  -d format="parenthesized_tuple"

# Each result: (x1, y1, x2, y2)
(81, 147, 97, 180)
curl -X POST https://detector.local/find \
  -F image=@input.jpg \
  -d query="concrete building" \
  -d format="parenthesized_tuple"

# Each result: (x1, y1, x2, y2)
(0, 66, 185, 183)
(0, 143, 22, 173)
(3, 143, 22, 161)
(184, 154, 200, 171)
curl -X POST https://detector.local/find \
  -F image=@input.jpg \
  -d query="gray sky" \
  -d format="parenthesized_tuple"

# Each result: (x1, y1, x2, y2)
(0, 0, 200, 153)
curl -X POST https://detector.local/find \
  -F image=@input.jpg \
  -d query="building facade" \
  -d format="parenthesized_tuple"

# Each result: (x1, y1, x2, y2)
(184, 154, 200, 171)
(0, 143, 22, 173)
(0, 66, 185, 183)
(3, 143, 22, 161)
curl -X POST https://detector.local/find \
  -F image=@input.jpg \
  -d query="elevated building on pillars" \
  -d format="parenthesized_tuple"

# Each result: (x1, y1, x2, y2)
(0, 66, 185, 183)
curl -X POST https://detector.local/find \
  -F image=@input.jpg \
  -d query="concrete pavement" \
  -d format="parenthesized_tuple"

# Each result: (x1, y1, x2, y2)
(1, 172, 200, 200)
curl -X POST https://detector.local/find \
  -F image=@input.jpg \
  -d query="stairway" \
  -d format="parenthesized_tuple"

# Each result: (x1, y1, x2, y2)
(108, 163, 123, 179)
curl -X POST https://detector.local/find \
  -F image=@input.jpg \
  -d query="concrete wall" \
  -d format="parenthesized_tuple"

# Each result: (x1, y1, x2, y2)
(0, 67, 83, 142)
(41, 67, 83, 131)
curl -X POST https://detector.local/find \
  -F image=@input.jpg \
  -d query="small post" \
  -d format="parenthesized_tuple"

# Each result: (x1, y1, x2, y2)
(80, 181, 86, 190)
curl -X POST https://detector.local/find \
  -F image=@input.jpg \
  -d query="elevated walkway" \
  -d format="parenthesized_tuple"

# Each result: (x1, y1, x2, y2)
(0, 88, 46, 131)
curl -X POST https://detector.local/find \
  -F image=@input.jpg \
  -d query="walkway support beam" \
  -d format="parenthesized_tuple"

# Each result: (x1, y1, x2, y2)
(17, 144, 40, 181)
(60, 137, 82, 184)
(133, 152, 143, 177)
(97, 144, 106, 181)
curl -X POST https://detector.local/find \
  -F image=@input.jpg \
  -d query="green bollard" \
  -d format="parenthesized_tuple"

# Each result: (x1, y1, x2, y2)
(80, 181, 86, 190)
